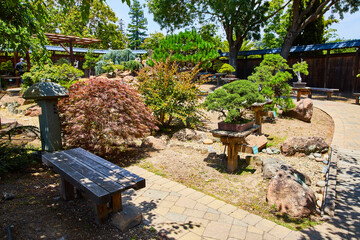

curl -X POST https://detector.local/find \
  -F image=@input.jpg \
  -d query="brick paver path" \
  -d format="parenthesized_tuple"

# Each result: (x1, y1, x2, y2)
(123, 99, 359, 239)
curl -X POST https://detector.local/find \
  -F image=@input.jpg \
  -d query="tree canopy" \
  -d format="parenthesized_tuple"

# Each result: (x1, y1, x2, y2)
(127, 0, 148, 50)
(148, 0, 286, 74)
(0, 0, 129, 63)
(280, 0, 360, 58)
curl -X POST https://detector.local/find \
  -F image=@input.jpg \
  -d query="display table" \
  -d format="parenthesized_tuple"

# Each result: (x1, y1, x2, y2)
(211, 125, 260, 172)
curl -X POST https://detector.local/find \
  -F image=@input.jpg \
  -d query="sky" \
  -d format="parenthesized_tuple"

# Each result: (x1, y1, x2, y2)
(106, 0, 360, 41)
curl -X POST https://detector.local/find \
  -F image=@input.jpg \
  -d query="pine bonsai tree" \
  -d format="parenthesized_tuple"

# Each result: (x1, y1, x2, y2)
(150, 29, 219, 69)
(204, 80, 264, 123)
(127, 0, 148, 50)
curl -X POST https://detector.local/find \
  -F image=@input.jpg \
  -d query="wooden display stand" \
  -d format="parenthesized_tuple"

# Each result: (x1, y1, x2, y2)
(211, 125, 260, 172)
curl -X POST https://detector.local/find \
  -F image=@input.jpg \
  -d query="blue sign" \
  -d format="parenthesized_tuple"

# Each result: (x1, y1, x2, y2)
(253, 145, 258, 155)
(273, 111, 277, 118)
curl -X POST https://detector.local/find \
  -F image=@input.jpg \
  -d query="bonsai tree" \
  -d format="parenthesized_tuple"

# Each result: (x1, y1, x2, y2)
(218, 63, 235, 75)
(204, 80, 264, 123)
(248, 54, 297, 112)
(292, 60, 309, 83)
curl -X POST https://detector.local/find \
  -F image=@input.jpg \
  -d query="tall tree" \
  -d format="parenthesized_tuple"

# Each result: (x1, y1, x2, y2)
(148, 0, 288, 75)
(127, 0, 148, 50)
(280, 0, 360, 59)
(45, 0, 127, 49)
(0, 0, 129, 64)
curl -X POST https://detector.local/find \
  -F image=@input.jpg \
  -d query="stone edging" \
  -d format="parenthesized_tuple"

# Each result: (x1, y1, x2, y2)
(321, 147, 337, 217)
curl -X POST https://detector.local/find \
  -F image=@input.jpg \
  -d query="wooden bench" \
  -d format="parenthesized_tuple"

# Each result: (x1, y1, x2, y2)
(42, 147, 145, 224)
(293, 87, 339, 101)
(354, 93, 360, 104)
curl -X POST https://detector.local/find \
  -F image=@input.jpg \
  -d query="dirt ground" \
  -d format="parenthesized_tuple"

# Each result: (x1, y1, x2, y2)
(0, 88, 335, 238)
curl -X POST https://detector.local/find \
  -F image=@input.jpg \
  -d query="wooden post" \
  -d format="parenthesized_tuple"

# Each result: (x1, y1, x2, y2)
(60, 177, 75, 200)
(111, 193, 122, 212)
(227, 138, 238, 172)
(26, 49, 31, 71)
(69, 40, 74, 65)
(324, 50, 330, 88)
(95, 203, 109, 224)
(353, 48, 360, 93)
(252, 107, 263, 134)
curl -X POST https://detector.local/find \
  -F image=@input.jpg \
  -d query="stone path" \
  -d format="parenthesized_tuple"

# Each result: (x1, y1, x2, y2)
(122, 99, 360, 239)
(124, 166, 301, 240)
(299, 100, 360, 239)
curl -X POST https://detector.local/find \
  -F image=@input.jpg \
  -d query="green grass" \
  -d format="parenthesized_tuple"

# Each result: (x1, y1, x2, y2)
(266, 135, 287, 148)
(139, 161, 167, 177)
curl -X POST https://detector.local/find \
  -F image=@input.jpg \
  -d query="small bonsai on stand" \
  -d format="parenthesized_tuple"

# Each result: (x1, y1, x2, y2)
(218, 63, 236, 78)
(292, 59, 309, 88)
(204, 80, 265, 132)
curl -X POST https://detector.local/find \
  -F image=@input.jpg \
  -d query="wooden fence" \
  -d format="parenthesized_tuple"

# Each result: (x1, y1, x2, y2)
(236, 50, 360, 93)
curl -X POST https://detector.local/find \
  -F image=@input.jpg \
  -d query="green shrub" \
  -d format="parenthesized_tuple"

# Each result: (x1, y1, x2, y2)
(83, 50, 99, 71)
(95, 49, 136, 75)
(114, 64, 125, 71)
(0, 60, 14, 74)
(248, 54, 296, 112)
(55, 58, 70, 65)
(58, 77, 158, 160)
(22, 63, 84, 89)
(218, 63, 235, 74)
(137, 58, 205, 128)
(101, 60, 116, 73)
(0, 142, 35, 175)
(204, 80, 264, 123)
(123, 60, 142, 72)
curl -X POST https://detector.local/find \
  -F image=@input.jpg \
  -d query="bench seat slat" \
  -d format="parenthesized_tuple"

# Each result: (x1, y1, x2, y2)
(42, 153, 110, 204)
(53, 152, 125, 195)
(63, 150, 137, 190)
(68, 148, 145, 189)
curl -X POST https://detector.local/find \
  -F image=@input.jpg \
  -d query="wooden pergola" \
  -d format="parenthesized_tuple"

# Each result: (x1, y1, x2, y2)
(44, 33, 101, 65)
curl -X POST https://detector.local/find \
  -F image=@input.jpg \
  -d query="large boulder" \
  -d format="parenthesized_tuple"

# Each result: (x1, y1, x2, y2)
(141, 136, 166, 150)
(281, 136, 329, 156)
(284, 98, 313, 122)
(262, 158, 286, 179)
(24, 106, 41, 117)
(172, 128, 203, 141)
(267, 168, 316, 218)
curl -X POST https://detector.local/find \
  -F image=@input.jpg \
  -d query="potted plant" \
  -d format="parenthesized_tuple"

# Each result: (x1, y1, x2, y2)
(292, 59, 309, 88)
(218, 63, 236, 78)
(204, 80, 265, 132)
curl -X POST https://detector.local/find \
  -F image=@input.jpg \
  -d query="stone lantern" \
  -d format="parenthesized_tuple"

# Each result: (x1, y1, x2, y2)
(22, 81, 68, 152)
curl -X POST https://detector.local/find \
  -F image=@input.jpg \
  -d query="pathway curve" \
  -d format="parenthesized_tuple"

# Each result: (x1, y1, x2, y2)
(123, 99, 360, 240)
(300, 100, 360, 239)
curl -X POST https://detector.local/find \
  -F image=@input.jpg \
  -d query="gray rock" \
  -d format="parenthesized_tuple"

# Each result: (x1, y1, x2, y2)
(111, 204, 142, 232)
(261, 149, 267, 153)
(172, 128, 197, 141)
(314, 153, 322, 158)
(272, 149, 281, 154)
(266, 148, 273, 154)
(281, 137, 329, 156)
(141, 136, 166, 150)
(262, 158, 286, 166)
(207, 146, 217, 154)
(316, 181, 326, 187)
(3, 192, 15, 200)
(308, 154, 315, 159)
(263, 163, 281, 179)
(322, 160, 329, 165)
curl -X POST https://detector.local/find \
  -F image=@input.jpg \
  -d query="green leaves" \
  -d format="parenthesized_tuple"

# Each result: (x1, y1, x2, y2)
(204, 80, 264, 123)
(248, 54, 296, 112)
(137, 58, 205, 128)
(151, 29, 219, 68)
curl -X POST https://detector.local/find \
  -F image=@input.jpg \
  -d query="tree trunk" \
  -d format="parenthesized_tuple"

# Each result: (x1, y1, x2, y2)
(280, 28, 300, 59)
(228, 45, 241, 76)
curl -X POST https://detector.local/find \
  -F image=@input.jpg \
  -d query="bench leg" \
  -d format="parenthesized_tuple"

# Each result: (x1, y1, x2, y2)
(95, 203, 109, 224)
(297, 91, 301, 101)
(61, 177, 75, 201)
(356, 97, 359, 105)
(327, 92, 332, 100)
(111, 193, 122, 213)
